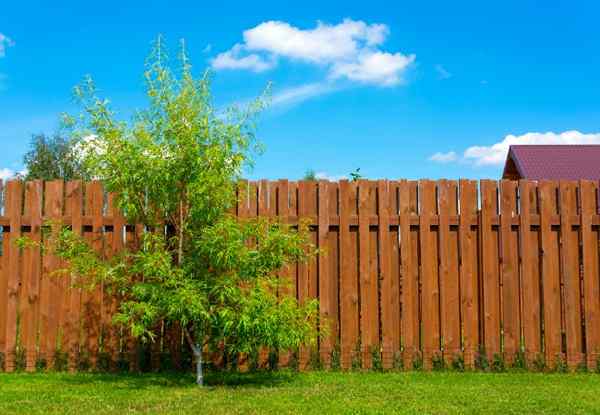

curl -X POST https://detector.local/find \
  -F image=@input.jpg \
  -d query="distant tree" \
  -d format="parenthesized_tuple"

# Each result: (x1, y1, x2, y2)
(349, 168, 362, 181)
(303, 169, 317, 181)
(23, 134, 88, 181)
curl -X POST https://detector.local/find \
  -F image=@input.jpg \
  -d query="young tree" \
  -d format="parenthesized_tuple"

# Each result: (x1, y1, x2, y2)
(53, 39, 320, 385)
(23, 134, 89, 180)
(303, 169, 317, 181)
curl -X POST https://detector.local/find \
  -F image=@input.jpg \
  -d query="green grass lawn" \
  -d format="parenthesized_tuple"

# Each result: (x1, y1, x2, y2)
(1, 370, 599, 414)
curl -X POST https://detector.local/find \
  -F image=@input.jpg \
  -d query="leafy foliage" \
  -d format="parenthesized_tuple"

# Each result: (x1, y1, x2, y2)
(23, 134, 89, 181)
(51, 38, 320, 367)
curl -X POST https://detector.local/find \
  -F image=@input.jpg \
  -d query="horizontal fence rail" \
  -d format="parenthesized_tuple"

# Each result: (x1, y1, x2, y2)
(1, 179, 600, 372)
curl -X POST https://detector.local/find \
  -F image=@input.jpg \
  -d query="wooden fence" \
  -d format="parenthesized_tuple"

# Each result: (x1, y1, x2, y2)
(1, 179, 600, 372)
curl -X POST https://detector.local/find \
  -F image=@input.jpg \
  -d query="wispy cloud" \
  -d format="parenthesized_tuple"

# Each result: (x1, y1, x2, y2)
(271, 82, 337, 108)
(202, 44, 212, 53)
(429, 151, 457, 163)
(428, 130, 600, 166)
(435, 64, 452, 80)
(0, 33, 15, 58)
(211, 19, 415, 87)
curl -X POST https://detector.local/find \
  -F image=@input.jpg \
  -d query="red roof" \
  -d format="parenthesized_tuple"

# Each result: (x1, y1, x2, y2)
(504, 145, 600, 180)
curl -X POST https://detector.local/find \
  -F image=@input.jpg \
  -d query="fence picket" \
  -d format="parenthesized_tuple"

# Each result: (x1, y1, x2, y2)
(500, 180, 520, 365)
(22, 181, 42, 371)
(459, 180, 478, 368)
(559, 181, 583, 369)
(419, 180, 439, 369)
(539, 181, 563, 368)
(580, 180, 600, 370)
(480, 180, 501, 361)
(399, 180, 418, 368)
(340, 180, 359, 369)
(4, 181, 23, 372)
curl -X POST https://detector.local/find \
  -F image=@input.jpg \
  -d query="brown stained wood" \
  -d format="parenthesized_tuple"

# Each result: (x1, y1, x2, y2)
(559, 181, 583, 369)
(297, 181, 314, 370)
(276, 180, 294, 368)
(105, 193, 122, 370)
(0, 180, 6, 357)
(21, 181, 42, 372)
(399, 180, 418, 368)
(580, 180, 600, 370)
(500, 180, 520, 364)
(257, 180, 270, 369)
(3, 178, 600, 373)
(317, 180, 332, 366)
(4, 181, 23, 372)
(66, 181, 83, 372)
(327, 181, 340, 365)
(438, 180, 461, 364)
(340, 180, 359, 369)
(83, 181, 104, 370)
(459, 180, 479, 368)
(480, 180, 501, 360)
(358, 180, 377, 368)
(378, 180, 397, 368)
(519, 181, 542, 365)
(419, 180, 439, 369)
(40, 181, 64, 370)
(539, 181, 563, 368)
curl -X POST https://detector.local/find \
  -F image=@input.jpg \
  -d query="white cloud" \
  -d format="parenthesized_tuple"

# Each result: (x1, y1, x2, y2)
(429, 151, 457, 163)
(212, 19, 415, 87)
(0, 33, 15, 58)
(0, 168, 15, 181)
(435, 64, 452, 80)
(330, 51, 414, 86)
(0, 168, 27, 181)
(271, 82, 336, 107)
(315, 171, 348, 181)
(211, 44, 275, 72)
(429, 130, 600, 166)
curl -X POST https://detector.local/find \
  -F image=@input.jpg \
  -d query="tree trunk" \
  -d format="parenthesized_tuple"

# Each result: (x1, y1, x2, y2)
(184, 327, 204, 387)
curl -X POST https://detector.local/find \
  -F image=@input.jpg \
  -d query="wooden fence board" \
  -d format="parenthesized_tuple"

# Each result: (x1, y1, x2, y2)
(480, 180, 501, 361)
(105, 193, 121, 370)
(500, 180, 520, 364)
(519, 180, 542, 365)
(22, 181, 42, 371)
(4, 181, 23, 372)
(318, 180, 332, 366)
(419, 180, 439, 369)
(340, 180, 359, 369)
(399, 180, 418, 368)
(0, 180, 6, 358)
(559, 181, 583, 369)
(358, 180, 378, 368)
(438, 180, 461, 364)
(326, 181, 340, 366)
(378, 180, 397, 368)
(66, 181, 83, 372)
(580, 180, 600, 370)
(459, 180, 479, 368)
(40, 181, 64, 370)
(539, 180, 563, 368)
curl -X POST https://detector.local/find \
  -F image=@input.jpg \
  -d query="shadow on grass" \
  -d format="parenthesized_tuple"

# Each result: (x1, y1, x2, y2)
(46, 370, 297, 390)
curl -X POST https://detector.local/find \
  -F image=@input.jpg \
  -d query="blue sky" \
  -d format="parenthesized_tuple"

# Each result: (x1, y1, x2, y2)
(1, 1, 599, 180)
